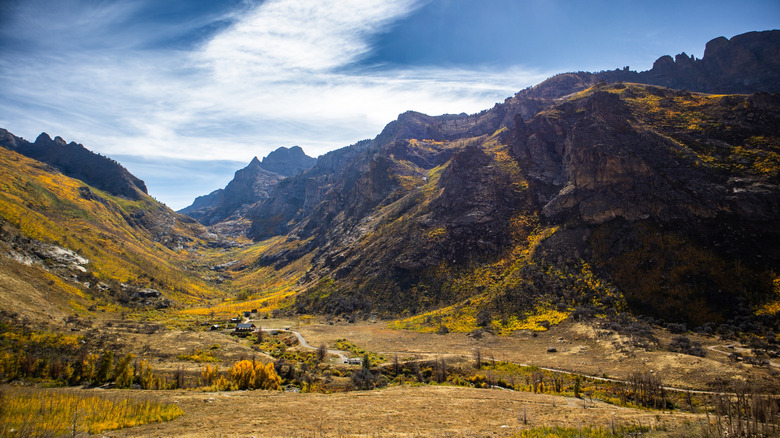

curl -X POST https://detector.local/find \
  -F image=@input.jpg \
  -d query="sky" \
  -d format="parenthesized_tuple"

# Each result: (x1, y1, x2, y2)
(1, 0, 778, 209)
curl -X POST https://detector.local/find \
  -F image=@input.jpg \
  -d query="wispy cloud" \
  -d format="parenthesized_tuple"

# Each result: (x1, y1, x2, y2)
(0, 0, 548, 206)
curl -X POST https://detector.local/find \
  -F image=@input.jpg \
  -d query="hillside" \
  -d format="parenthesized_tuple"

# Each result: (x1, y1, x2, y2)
(0, 142, 228, 319)
(239, 82, 780, 332)
(0, 130, 148, 200)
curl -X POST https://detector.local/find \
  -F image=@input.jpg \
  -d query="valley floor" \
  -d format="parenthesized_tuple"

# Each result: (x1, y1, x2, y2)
(105, 385, 696, 438)
(292, 320, 780, 392)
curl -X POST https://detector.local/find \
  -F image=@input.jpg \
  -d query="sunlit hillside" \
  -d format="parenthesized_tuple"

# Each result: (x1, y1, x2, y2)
(0, 147, 230, 317)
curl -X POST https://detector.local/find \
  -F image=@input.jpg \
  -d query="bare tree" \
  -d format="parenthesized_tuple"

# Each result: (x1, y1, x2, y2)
(255, 326, 263, 343)
(317, 343, 328, 363)
(434, 357, 447, 383)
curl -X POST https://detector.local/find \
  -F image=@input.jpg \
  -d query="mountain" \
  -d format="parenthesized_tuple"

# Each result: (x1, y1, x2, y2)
(1, 30, 778, 334)
(239, 31, 780, 329)
(179, 146, 315, 228)
(0, 133, 226, 318)
(260, 145, 317, 176)
(0, 130, 148, 200)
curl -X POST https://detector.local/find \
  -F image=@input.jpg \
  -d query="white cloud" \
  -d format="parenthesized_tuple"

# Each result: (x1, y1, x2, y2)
(201, 0, 420, 74)
(1, 0, 549, 206)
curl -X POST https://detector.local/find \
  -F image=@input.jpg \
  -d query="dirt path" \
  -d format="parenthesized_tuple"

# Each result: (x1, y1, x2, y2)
(260, 327, 350, 362)
(707, 344, 780, 369)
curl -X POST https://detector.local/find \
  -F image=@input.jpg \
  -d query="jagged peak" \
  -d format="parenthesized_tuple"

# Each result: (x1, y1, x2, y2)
(34, 132, 52, 144)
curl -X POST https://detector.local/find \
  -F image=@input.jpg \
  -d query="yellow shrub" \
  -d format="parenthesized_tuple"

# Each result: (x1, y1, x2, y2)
(228, 360, 281, 390)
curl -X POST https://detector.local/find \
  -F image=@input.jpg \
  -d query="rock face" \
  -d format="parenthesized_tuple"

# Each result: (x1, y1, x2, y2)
(0, 130, 148, 200)
(599, 30, 780, 93)
(260, 146, 316, 177)
(179, 146, 316, 226)
(512, 87, 780, 227)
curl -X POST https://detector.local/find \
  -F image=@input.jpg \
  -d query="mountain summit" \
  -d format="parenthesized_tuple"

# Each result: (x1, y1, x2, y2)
(179, 146, 316, 227)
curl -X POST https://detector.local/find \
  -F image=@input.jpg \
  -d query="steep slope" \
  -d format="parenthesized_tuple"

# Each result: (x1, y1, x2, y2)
(511, 84, 780, 325)
(0, 139, 227, 317)
(180, 146, 316, 228)
(0, 130, 148, 200)
(244, 85, 779, 328)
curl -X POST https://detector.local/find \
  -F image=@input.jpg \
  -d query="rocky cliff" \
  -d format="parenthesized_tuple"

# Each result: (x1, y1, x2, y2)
(599, 30, 780, 93)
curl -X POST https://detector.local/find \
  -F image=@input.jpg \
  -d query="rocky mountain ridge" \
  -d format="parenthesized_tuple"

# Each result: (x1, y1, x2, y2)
(179, 146, 315, 228)
(599, 30, 780, 94)
(0, 129, 148, 200)
(238, 31, 780, 325)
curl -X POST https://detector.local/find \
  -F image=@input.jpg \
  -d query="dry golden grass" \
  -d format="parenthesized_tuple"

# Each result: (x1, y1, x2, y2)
(294, 319, 780, 392)
(105, 385, 697, 437)
(0, 386, 182, 436)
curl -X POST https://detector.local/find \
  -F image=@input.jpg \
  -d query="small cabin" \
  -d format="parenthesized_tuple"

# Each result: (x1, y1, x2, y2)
(243, 311, 251, 318)
(210, 324, 220, 331)
(235, 323, 256, 333)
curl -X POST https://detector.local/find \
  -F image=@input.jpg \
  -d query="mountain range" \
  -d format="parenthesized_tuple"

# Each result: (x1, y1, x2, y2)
(0, 30, 778, 333)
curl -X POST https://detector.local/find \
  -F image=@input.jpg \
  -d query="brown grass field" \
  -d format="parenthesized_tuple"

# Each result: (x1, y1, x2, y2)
(64, 317, 772, 437)
(292, 319, 779, 392)
(104, 385, 698, 437)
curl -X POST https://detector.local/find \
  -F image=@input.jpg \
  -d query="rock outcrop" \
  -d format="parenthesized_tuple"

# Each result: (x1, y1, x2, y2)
(511, 86, 780, 228)
(599, 30, 780, 93)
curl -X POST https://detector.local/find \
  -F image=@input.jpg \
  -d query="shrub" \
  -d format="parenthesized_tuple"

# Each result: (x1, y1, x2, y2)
(668, 335, 706, 357)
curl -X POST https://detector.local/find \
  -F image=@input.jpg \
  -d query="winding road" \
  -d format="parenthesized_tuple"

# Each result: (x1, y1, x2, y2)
(258, 327, 350, 362)
(246, 323, 777, 397)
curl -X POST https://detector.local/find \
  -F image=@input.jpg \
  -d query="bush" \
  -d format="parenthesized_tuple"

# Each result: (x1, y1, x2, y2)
(668, 335, 706, 357)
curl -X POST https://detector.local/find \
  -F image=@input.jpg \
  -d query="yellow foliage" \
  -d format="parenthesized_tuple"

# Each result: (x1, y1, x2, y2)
(0, 387, 182, 435)
(178, 349, 219, 363)
(199, 364, 220, 387)
(228, 360, 281, 390)
(0, 148, 223, 308)
(425, 227, 447, 241)
(756, 277, 780, 316)
(491, 307, 571, 334)
(389, 295, 485, 333)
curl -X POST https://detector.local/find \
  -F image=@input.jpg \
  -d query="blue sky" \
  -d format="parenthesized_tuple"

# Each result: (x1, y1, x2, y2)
(1, 0, 778, 209)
